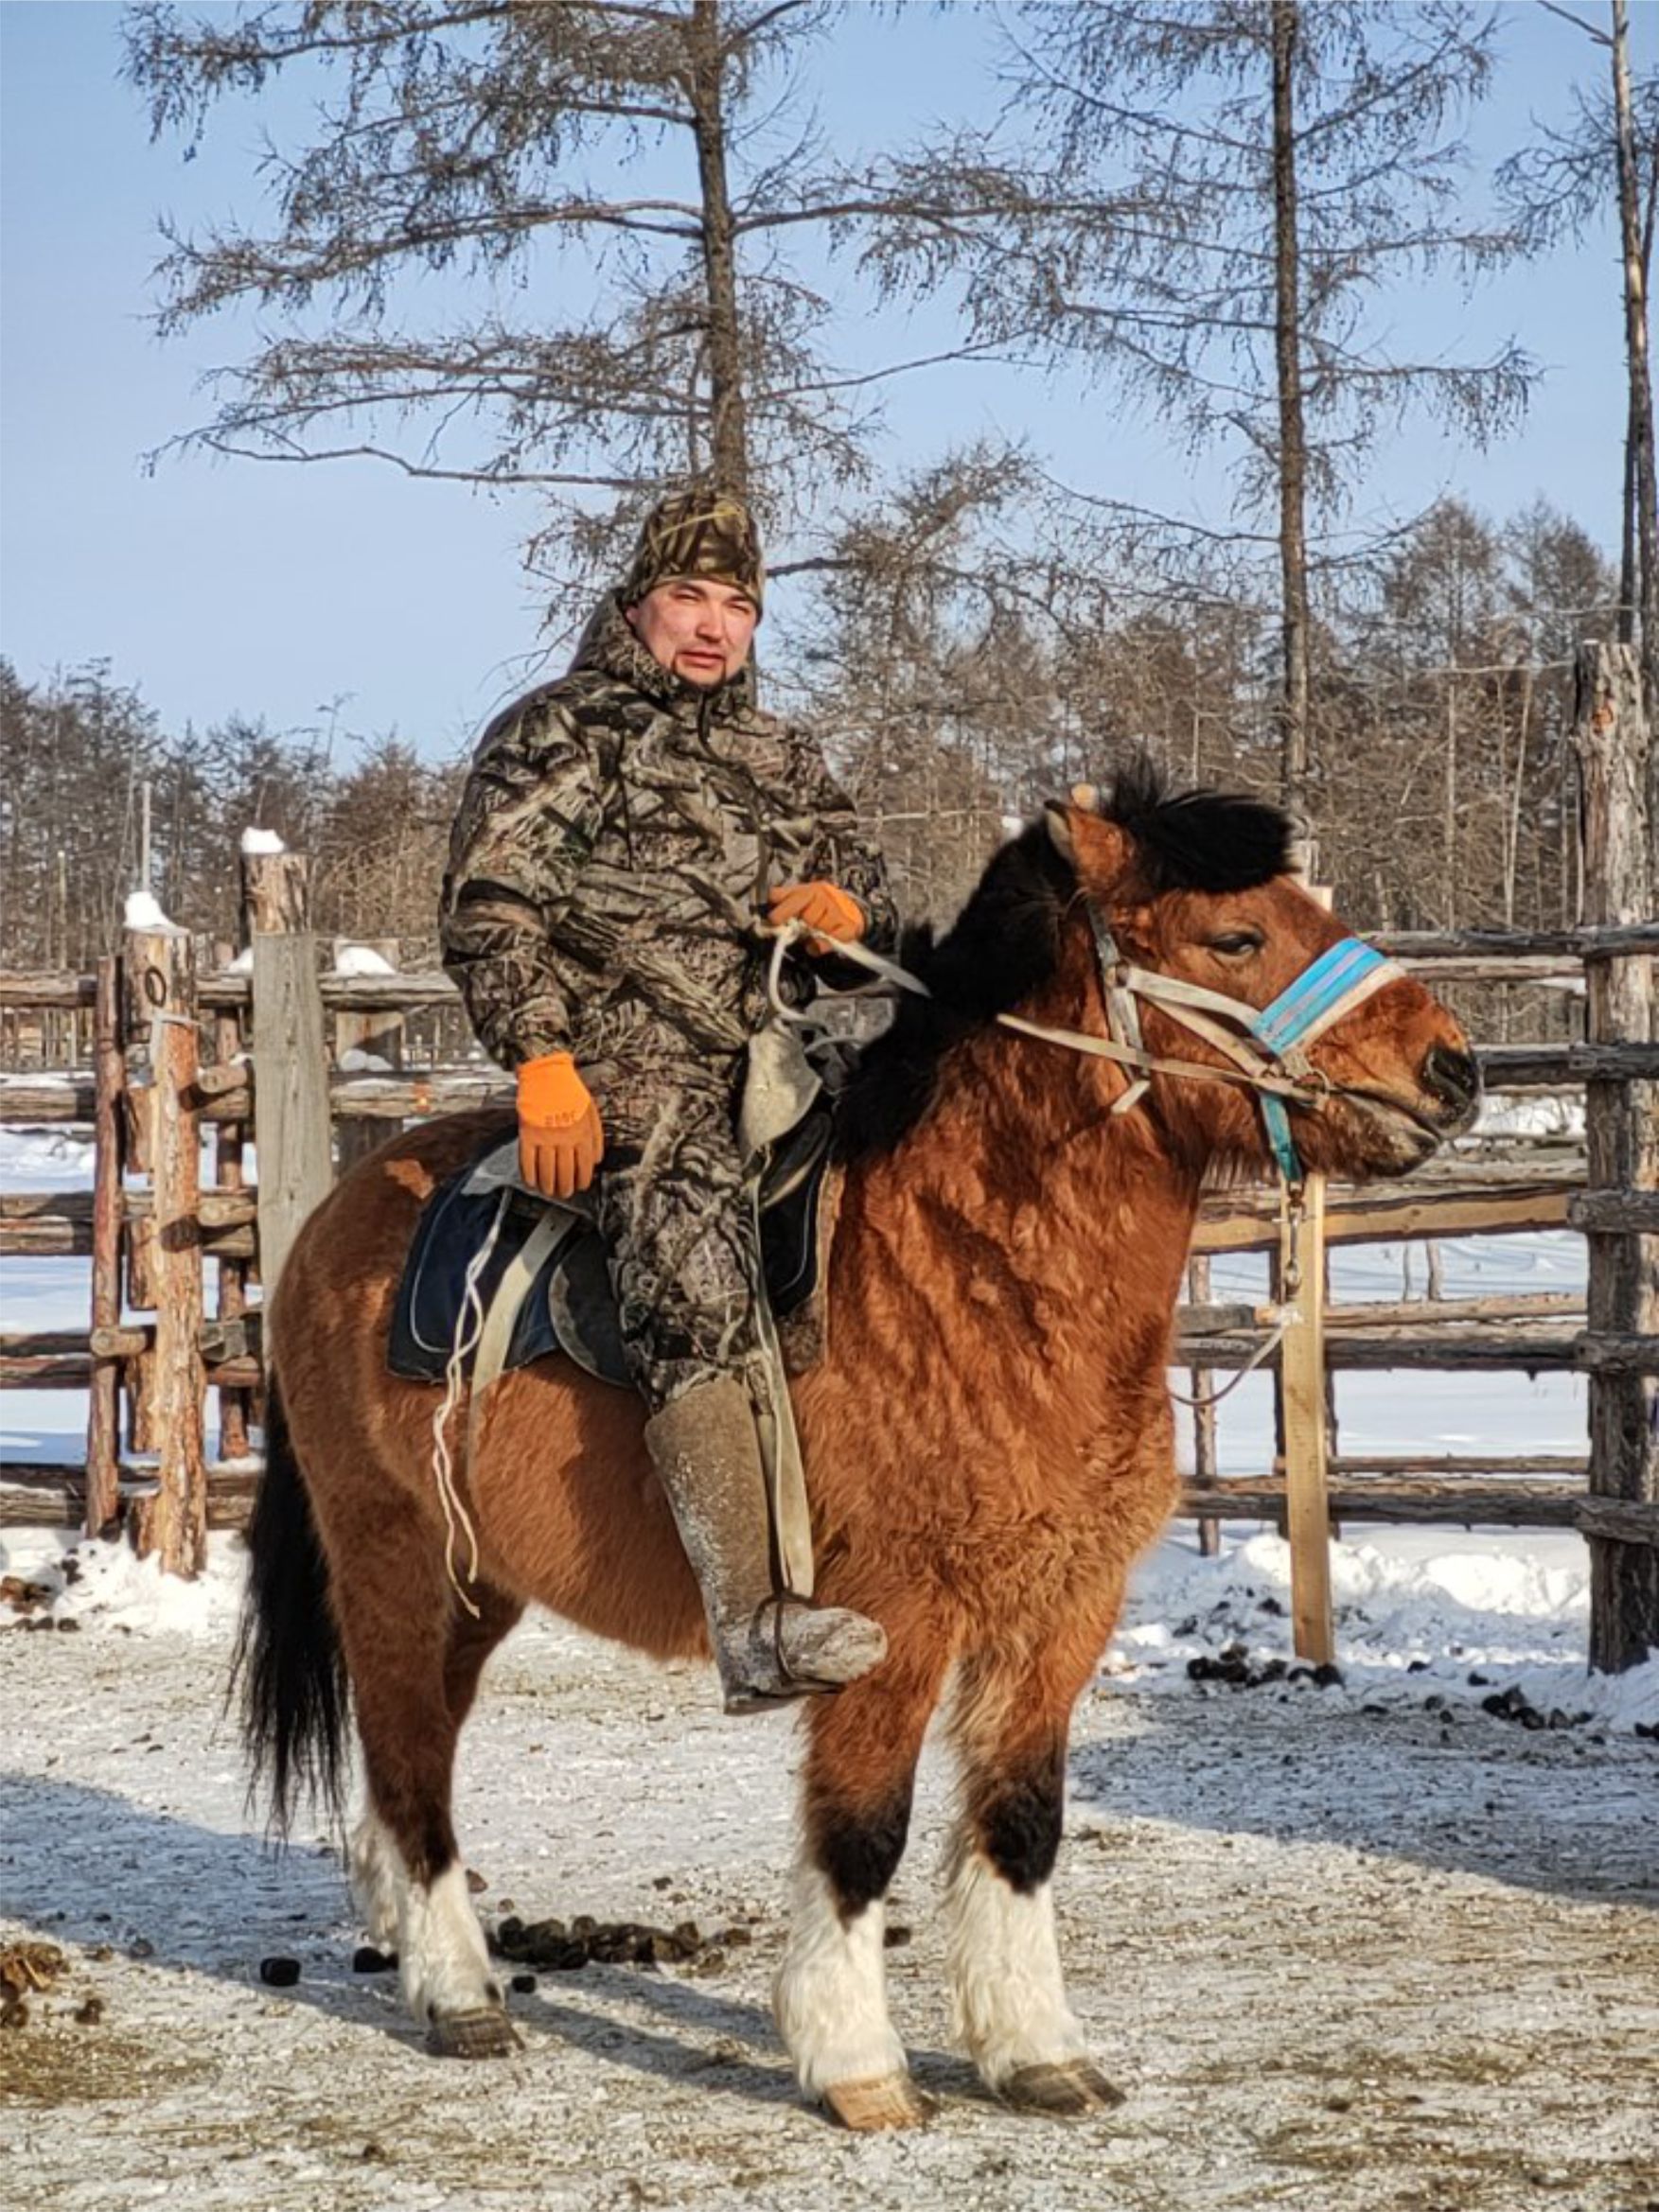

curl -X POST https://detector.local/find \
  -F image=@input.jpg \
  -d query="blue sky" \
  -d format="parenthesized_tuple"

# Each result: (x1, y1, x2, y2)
(1, 0, 1650, 764)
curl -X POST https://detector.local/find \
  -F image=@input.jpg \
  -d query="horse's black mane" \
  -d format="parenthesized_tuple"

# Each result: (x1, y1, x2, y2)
(832, 757, 1294, 1163)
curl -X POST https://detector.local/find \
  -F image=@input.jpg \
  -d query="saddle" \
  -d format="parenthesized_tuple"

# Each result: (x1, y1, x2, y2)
(387, 1107, 837, 1393)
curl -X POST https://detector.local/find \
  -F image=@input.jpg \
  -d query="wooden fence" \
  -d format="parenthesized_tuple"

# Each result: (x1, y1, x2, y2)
(2, 649, 1654, 1667)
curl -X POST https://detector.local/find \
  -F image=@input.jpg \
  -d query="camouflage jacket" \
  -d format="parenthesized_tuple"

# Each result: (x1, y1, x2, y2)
(440, 597, 898, 1089)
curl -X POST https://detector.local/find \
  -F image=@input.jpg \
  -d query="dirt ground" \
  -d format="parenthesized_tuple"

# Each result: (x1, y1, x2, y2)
(3, 1606, 1656, 2212)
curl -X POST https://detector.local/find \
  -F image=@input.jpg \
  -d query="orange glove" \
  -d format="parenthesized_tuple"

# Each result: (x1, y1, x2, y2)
(767, 880, 866, 952)
(517, 1052, 604, 1201)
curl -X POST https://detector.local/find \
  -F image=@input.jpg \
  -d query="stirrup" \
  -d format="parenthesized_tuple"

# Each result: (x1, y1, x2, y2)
(716, 1594, 888, 1714)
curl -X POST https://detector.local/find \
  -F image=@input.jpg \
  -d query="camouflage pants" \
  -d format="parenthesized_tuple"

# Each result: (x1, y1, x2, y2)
(595, 1056, 766, 1414)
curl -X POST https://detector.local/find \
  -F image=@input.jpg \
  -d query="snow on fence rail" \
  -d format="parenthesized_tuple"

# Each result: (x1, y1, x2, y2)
(1, 648, 1654, 1663)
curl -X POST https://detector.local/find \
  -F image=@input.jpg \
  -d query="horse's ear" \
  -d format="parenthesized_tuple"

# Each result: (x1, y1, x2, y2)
(1050, 802, 1136, 894)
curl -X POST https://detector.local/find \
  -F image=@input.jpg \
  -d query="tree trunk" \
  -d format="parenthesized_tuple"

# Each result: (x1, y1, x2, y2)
(687, 0, 750, 494)
(1612, 0, 1659, 719)
(1271, 0, 1311, 812)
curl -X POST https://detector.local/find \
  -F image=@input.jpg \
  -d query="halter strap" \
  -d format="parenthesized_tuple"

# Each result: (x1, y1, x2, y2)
(760, 909, 1407, 1192)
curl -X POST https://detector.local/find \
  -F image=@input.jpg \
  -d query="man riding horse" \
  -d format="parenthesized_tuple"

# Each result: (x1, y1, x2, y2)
(439, 484, 896, 1713)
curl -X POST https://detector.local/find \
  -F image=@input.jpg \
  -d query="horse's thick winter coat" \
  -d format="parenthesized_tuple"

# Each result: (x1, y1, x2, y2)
(242, 769, 1479, 2118)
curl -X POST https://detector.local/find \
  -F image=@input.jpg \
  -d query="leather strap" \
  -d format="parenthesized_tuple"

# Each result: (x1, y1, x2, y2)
(464, 1210, 574, 1479)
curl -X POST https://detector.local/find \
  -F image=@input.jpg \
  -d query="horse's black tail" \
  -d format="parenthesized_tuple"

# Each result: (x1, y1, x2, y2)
(232, 1363, 349, 1835)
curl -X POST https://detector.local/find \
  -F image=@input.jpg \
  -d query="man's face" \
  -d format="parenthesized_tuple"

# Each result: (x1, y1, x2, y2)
(627, 578, 759, 687)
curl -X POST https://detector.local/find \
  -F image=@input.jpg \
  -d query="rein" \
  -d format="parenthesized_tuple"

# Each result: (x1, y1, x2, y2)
(764, 909, 1404, 1191)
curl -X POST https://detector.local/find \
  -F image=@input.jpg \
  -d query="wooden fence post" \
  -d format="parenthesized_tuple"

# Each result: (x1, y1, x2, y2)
(1277, 856, 1336, 1662)
(123, 920, 207, 1575)
(83, 955, 125, 1535)
(211, 937, 253, 1465)
(1280, 1176, 1334, 1664)
(1185, 1252, 1222, 1557)
(1573, 641, 1658, 1673)
(245, 849, 332, 1307)
(332, 938, 405, 1176)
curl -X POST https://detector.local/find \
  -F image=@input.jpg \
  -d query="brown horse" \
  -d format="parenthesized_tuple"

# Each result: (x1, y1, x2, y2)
(241, 767, 1478, 2129)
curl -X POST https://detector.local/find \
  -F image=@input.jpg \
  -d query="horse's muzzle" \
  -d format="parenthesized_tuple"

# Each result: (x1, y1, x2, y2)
(1421, 1042, 1481, 1133)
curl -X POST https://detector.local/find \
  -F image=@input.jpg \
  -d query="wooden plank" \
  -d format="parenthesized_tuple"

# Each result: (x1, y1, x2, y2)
(252, 930, 333, 1302)
(0, 1216, 93, 1257)
(0, 1074, 96, 1122)
(1481, 1042, 1659, 1088)
(1574, 641, 1659, 1674)
(331, 1070, 514, 1119)
(200, 969, 460, 1012)
(0, 1462, 260, 1532)
(0, 1190, 92, 1221)
(1575, 1498, 1659, 1547)
(0, 971, 97, 1009)
(1574, 1331, 1659, 1377)
(1318, 1452, 1586, 1476)
(1177, 1330, 1580, 1371)
(1570, 1188, 1659, 1234)
(1177, 1292, 1584, 1336)
(1178, 1478, 1583, 1528)
(122, 1186, 257, 1228)
(1372, 922, 1659, 961)
(1193, 1178, 1576, 1255)
(0, 1333, 92, 1387)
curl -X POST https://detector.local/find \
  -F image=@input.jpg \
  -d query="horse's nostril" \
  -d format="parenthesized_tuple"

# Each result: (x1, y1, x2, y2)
(1423, 1044, 1479, 1110)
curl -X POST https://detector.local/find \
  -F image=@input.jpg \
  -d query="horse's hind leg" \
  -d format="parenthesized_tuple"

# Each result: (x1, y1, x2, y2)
(774, 1643, 948, 2131)
(348, 1580, 523, 1959)
(944, 1643, 1124, 2117)
(338, 1511, 521, 2058)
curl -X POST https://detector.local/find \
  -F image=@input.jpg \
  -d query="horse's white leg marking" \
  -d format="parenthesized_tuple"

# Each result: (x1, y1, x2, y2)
(944, 1836, 1086, 2090)
(773, 1853, 907, 2097)
(397, 1860, 501, 2027)
(347, 1804, 405, 1951)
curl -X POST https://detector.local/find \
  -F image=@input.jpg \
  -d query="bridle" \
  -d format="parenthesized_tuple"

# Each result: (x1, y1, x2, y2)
(764, 903, 1408, 1409)
(765, 904, 1407, 1198)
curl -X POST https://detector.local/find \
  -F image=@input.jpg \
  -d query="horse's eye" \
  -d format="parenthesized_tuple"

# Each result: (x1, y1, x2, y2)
(1208, 931, 1262, 957)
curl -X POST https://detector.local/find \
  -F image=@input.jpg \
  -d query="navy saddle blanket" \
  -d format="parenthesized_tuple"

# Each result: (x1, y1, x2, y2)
(388, 1116, 832, 1391)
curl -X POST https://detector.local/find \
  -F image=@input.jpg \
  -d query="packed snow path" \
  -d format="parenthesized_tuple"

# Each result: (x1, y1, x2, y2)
(3, 1570, 1655, 2212)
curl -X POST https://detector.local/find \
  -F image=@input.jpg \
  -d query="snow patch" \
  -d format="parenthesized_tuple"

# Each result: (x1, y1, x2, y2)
(1476, 1091, 1585, 1140)
(1116, 1524, 1659, 1734)
(332, 943, 397, 976)
(11, 1531, 248, 1638)
(238, 826, 287, 855)
(122, 889, 182, 932)
(337, 1047, 393, 1073)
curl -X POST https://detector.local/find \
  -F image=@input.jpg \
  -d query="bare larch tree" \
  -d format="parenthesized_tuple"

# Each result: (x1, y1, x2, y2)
(859, 0, 1534, 816)
(123, 0, 1007, 600)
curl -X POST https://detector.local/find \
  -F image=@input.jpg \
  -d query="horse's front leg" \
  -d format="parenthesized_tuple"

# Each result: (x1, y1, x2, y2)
(944, 1644, 1124, 2116)
(774, 1645, 947, 2131)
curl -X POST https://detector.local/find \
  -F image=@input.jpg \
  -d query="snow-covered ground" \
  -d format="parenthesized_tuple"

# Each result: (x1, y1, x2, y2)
(4, 1116, 1656, 2207)
(2, 1532, 1656, 2212)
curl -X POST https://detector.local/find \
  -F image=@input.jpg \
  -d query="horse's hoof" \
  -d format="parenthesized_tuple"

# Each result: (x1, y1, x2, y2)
(1001, 2058, 1124, 2116)
(821, 2072, 935, 2132)
(425, 2007, 521, 2060)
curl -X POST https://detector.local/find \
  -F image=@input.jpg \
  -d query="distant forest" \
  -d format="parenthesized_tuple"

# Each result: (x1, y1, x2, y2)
(0, 490, 1621, 984)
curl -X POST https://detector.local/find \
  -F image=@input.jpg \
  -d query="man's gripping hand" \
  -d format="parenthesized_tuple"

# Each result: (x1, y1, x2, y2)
(517, 1052, 604, 1200)
(766, 881, 866, 952)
